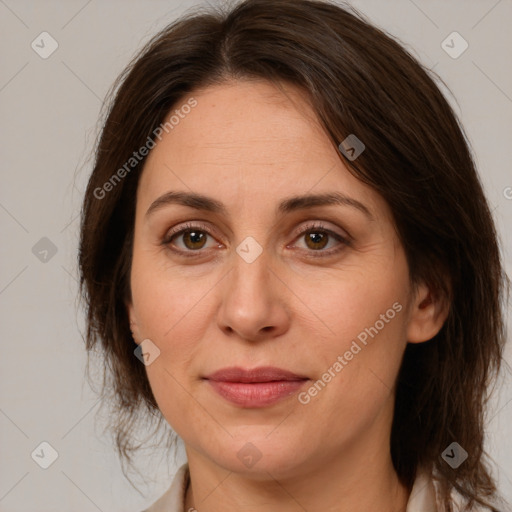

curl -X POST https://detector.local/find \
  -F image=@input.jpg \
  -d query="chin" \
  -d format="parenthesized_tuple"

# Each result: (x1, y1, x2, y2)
(205, 436, 310, 480)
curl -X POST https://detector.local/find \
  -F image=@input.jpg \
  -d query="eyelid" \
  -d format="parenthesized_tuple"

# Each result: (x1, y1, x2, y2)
(290, 220, 350, 243)
(164, 220, 217, 240)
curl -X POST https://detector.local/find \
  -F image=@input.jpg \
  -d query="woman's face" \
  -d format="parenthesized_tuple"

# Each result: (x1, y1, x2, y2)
(128, 79, 434, 479)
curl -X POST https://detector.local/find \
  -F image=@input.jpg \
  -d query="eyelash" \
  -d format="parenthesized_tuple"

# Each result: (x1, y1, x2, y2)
(161, 221, 350, 259)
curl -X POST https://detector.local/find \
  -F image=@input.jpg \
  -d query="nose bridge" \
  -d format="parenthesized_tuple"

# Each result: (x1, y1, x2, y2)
(217, 237, 289, 339)
(228, 210, 272, 296)
(228, 239, 272, 311)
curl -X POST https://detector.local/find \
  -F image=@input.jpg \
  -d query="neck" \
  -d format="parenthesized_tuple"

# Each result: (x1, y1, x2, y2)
(184, 439, 410, 512)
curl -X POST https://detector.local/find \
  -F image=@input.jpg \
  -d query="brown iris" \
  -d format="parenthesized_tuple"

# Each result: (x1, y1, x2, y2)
(304, 231, 328, 250)
(182, 230, 207, 250)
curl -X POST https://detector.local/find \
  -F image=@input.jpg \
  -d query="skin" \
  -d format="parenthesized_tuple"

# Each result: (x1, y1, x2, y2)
(127, 79, 449, 512)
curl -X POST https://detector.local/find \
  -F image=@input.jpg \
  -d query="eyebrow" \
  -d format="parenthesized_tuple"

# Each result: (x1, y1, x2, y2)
(145, 190, 373, 220)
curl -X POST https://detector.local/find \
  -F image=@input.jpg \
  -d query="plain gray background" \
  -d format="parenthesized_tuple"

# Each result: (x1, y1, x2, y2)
(1, 0, 511, 510)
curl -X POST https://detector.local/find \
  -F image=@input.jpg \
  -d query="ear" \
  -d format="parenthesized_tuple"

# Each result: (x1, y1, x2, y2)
(127, 301, 142, 345)
(406, 281, 450, 344)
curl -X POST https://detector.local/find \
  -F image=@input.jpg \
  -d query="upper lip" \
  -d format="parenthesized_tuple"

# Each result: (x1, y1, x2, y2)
(205, 366, 309, 383)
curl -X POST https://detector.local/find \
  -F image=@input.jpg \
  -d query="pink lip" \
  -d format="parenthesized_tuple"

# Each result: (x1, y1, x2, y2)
(204, 366, 309, 408)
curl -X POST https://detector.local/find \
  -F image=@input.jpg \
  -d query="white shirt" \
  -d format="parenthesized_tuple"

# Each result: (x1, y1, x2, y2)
(141, 463, 486, 511)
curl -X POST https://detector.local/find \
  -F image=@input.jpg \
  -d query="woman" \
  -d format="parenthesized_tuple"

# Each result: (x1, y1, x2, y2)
(78, 0, 509, 510)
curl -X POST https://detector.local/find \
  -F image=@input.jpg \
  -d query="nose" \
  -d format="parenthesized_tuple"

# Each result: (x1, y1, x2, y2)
(216, 247, 291, 342)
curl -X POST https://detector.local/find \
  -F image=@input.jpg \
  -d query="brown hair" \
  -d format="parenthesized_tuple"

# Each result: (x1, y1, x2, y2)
(78, 0, 509, 509)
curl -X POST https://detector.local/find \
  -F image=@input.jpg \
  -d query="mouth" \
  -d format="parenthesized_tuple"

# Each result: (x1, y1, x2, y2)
(203, 366, 310, 408)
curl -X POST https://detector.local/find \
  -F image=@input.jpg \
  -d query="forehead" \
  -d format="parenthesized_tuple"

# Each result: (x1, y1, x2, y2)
(137, 79, 385, 220)
(145, 79, 332, 170)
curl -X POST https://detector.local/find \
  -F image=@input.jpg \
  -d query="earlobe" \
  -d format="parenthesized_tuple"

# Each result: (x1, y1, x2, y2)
(406, 282, 450, 344)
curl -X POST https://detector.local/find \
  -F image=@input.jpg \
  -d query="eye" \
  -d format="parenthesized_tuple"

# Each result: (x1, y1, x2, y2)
(291, 222, 349, 256)
(162, 221, 350, 258)
(162, 222, 220, 255)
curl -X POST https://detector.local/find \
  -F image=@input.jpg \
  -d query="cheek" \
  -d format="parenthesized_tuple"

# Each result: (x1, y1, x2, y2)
(295, 258, 408, 353)
(130, 250, 215, 341)
(294, 301, 407, 453)
(295, 257, 409, 410)
(129, 255, 219, 413)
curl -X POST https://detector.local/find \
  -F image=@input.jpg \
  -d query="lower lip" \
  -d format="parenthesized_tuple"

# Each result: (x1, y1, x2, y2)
(206, 380, 308, 407)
